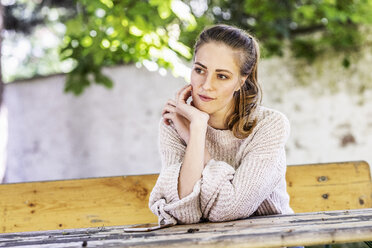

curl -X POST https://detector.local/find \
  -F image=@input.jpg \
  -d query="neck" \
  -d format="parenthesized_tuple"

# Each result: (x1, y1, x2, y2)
(208, 115, 227, 130)
(207, 100, 235, 130)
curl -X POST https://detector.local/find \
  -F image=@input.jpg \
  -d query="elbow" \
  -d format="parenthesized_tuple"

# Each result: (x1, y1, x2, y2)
(208, 213, 235, 223)
(207, 209, 237, 222)
(162, 202, 203, 224)
(177, 214, 202, 224)
(169, 205, 202, 224)
(207, 207, 255, 223)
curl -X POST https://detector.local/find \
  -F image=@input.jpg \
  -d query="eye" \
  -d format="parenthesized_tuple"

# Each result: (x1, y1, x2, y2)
(194, 67, 205, 74)
(217, 74, 228, 80)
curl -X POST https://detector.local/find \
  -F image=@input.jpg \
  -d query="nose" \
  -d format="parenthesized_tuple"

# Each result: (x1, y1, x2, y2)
(202, 74, 214, 91)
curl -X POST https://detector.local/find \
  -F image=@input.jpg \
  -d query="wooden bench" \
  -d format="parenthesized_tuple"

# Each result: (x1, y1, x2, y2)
(0, 161, 371, 247)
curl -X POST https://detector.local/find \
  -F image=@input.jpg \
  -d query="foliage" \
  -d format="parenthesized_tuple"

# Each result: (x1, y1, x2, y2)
(61, 0, 210, 95)
(2, 0, 76, 83)
(203, 0, 372, 61)
(61, 0, 372, 95)
(4, 0, 372, 93)
(3, 0, 75, 34)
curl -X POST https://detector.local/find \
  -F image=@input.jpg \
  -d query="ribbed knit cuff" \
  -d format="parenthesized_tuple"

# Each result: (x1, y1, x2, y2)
(150, 162, 202, 224)
(164, 179, 202, 224)
(159, 162, 183, 203)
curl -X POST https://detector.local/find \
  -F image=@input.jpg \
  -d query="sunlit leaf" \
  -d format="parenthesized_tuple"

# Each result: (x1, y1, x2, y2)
(81, 36, 93, 47)
(99, 0, 114, 9)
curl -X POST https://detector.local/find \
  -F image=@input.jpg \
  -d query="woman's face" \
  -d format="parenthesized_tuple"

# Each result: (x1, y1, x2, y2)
(190, 42, 246, 119)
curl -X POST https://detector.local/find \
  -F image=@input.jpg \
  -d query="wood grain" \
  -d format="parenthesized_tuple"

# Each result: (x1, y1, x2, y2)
(0, 161, 371, 233)
(286, 161, 372, 212)
(0, 208, 371, 248)
(0, 175, 158, 233)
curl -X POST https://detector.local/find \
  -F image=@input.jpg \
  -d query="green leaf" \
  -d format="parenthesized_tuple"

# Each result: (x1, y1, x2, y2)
(99, 0, 113, 9)
(65, 72, 90, 96)
(81, 36, 93, 47)
(65, 18, 84, 36)
(158, 2, 171, 19)
(94, 72, 114, 88)
(342, 57, 350, 68)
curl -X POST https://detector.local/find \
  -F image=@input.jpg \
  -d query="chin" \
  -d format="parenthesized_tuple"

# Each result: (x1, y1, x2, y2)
(192, 94, 212, 113)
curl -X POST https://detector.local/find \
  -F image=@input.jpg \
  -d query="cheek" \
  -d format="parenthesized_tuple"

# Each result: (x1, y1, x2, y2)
(216, 84, 237, 104)
(190, 72, 201, 85)
(190, 80, 197, 88)
(220, 83, 237, 97)
(190, 73, 203, 93)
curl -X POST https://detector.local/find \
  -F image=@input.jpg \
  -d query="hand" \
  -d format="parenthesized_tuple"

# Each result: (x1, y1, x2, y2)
(162, 85, 209, 145)
(175, 85, 209, 126)
(162, 98, 191, 144)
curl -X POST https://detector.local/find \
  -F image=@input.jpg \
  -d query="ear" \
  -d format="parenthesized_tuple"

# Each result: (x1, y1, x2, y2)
(235, 75, 248, 92)
(241, 75, 248, 87)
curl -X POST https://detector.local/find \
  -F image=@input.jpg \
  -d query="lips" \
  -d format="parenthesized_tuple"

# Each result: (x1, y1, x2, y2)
(198, 94, 215, 102)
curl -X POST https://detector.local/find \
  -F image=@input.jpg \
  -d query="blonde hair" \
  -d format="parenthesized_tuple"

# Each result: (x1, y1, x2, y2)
(194, 24, 262, 139)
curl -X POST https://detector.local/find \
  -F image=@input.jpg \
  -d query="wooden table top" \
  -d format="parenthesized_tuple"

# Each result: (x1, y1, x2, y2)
(1, 208, 371, 248)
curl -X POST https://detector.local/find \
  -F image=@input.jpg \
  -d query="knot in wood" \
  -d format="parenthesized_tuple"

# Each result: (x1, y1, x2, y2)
(322, 193, 329, 199)
(318, 176, 328, 182)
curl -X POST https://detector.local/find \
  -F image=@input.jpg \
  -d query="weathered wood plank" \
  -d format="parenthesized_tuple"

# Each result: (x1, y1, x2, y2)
(286, 161, 372, 212)
(0, 175, 158, 233)
(1, 161, 371, 233)
(1, 208, 371, 248)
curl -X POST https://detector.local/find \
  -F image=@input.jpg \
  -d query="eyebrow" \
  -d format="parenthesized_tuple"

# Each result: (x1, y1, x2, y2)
(194, 62, 233, 75)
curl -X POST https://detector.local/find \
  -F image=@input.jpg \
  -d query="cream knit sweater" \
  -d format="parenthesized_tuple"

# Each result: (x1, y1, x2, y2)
(149, 105, 294, 225)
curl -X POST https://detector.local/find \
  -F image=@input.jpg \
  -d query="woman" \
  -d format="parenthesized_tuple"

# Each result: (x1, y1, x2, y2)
(149, 24, 294, 226)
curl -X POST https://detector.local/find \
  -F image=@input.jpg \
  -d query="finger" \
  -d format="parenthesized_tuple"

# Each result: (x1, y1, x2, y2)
(175, 102, 194, 121)
(163, 113, 174, 125)
(167, 99, 176, 107)
(163, 118, 170, 125)
(162, 99, 176, 113)
(183, 87, 192, 102)
(162, 104, 177, 116)
(176, 84, 192, 100)
(176, 84, 191, 97)
(177, 85, 192, 104)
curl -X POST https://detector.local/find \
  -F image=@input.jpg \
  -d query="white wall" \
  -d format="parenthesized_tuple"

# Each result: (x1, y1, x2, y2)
(261, 47, 372, 168)
(0, 105, 7, 181)
(2, 66, 185, 183)
(1, 43, 372, 183)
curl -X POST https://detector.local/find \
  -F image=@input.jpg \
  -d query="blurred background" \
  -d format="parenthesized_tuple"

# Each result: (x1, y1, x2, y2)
(0, 0, 372, 186)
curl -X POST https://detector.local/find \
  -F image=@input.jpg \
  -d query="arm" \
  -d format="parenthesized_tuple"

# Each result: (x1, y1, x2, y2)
(148, 85, 210, 225)
(200, 111, 290, 222)
(148, 119, 203, 225)
(178, 122, 208, 199)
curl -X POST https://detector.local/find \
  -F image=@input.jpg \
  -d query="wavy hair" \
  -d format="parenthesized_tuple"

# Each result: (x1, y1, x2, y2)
(193, 24, 262, 139)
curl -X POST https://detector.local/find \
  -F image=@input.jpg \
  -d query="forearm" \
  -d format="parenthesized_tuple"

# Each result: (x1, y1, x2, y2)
(178, 123, 207, 199)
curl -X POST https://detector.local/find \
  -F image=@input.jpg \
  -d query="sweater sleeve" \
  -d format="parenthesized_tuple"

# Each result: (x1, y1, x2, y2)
(148, 119, 202, 225)
(200, 111, 290, 222)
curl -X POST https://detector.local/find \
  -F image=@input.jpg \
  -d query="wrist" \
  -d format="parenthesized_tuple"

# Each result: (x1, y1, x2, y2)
(187, 121, 207, 147)
(190, 116, 208, 130)
(191, 112, 209, 125)
(190, 121, 207, 131)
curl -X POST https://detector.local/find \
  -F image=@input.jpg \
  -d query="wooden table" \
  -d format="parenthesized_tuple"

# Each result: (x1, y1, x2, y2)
(0, 208, 371, 248)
